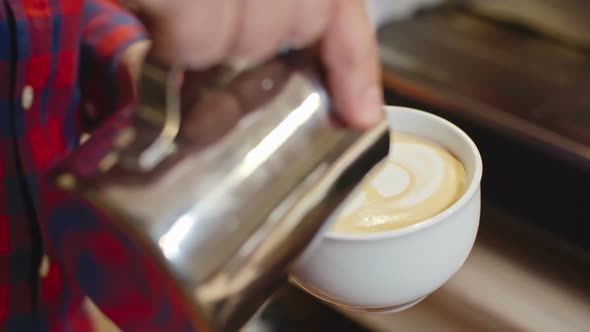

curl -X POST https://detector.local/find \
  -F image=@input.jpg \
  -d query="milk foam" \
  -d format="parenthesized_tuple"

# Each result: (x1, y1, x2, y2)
(331, 133, 467, 234)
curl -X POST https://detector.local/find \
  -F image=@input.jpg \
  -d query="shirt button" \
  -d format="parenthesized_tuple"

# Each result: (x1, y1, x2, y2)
(21, 85, 34, 111)
(39, 254, 50, 279)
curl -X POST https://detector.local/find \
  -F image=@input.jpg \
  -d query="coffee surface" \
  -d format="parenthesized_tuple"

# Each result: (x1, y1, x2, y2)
(331, 133, 466, 234)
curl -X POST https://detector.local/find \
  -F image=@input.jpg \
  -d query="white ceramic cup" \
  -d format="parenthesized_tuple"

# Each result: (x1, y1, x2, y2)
(289, 106, 483, 312)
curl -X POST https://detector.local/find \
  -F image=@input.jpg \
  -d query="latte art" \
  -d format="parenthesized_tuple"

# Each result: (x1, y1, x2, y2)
(331, 133, 467, 234)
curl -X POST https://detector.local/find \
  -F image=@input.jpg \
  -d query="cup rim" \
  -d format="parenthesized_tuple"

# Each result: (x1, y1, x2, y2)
(325, 106, 483, 242)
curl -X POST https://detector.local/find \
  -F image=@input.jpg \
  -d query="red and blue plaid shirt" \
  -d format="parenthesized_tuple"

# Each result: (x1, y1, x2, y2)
(0, 1, 193, 331)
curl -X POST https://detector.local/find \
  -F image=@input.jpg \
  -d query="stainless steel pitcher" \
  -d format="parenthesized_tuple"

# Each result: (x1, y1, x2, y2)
(49, 49, 389, 331)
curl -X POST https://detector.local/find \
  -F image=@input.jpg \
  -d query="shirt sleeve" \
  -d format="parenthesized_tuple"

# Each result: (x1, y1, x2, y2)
(79, 0, 148, 131)
(41, 174, 195, 331)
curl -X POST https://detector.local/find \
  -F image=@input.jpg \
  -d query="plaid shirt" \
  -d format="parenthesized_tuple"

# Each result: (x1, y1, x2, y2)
(0, 1, 193, 331)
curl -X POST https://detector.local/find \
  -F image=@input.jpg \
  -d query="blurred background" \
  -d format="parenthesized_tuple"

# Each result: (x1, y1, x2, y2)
(87, 1, 590, 331)
(243, 0, 590, 331)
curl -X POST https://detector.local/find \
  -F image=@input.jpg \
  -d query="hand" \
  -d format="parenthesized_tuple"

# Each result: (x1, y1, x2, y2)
(128, 0, 383, 129)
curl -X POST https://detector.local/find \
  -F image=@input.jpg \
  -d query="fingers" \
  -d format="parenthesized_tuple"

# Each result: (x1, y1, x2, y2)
(138, 0, 335, 69)
(288, 0, 332, 49)
(139, 0, 240, 68)
(229, 0, 296, 62)
(321, 0, 383, 129)
(133, 0, 382, 130)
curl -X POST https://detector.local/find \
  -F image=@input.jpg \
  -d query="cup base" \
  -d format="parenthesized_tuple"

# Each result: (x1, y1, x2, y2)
(368, 296, 426, 313)
(290, 277, 427, 313)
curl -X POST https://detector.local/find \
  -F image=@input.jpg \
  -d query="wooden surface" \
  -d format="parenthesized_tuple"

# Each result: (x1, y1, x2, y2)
(463, 0, 590, 50)
(343, 205, 590, 332)
(377, 8, 590, 167)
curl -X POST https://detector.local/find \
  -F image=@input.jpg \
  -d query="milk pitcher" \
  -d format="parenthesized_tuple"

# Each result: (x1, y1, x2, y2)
(48, 49, 389, 331)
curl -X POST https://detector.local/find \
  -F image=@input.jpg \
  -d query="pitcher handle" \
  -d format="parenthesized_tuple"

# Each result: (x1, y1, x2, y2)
(132, 55, 183, 171)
